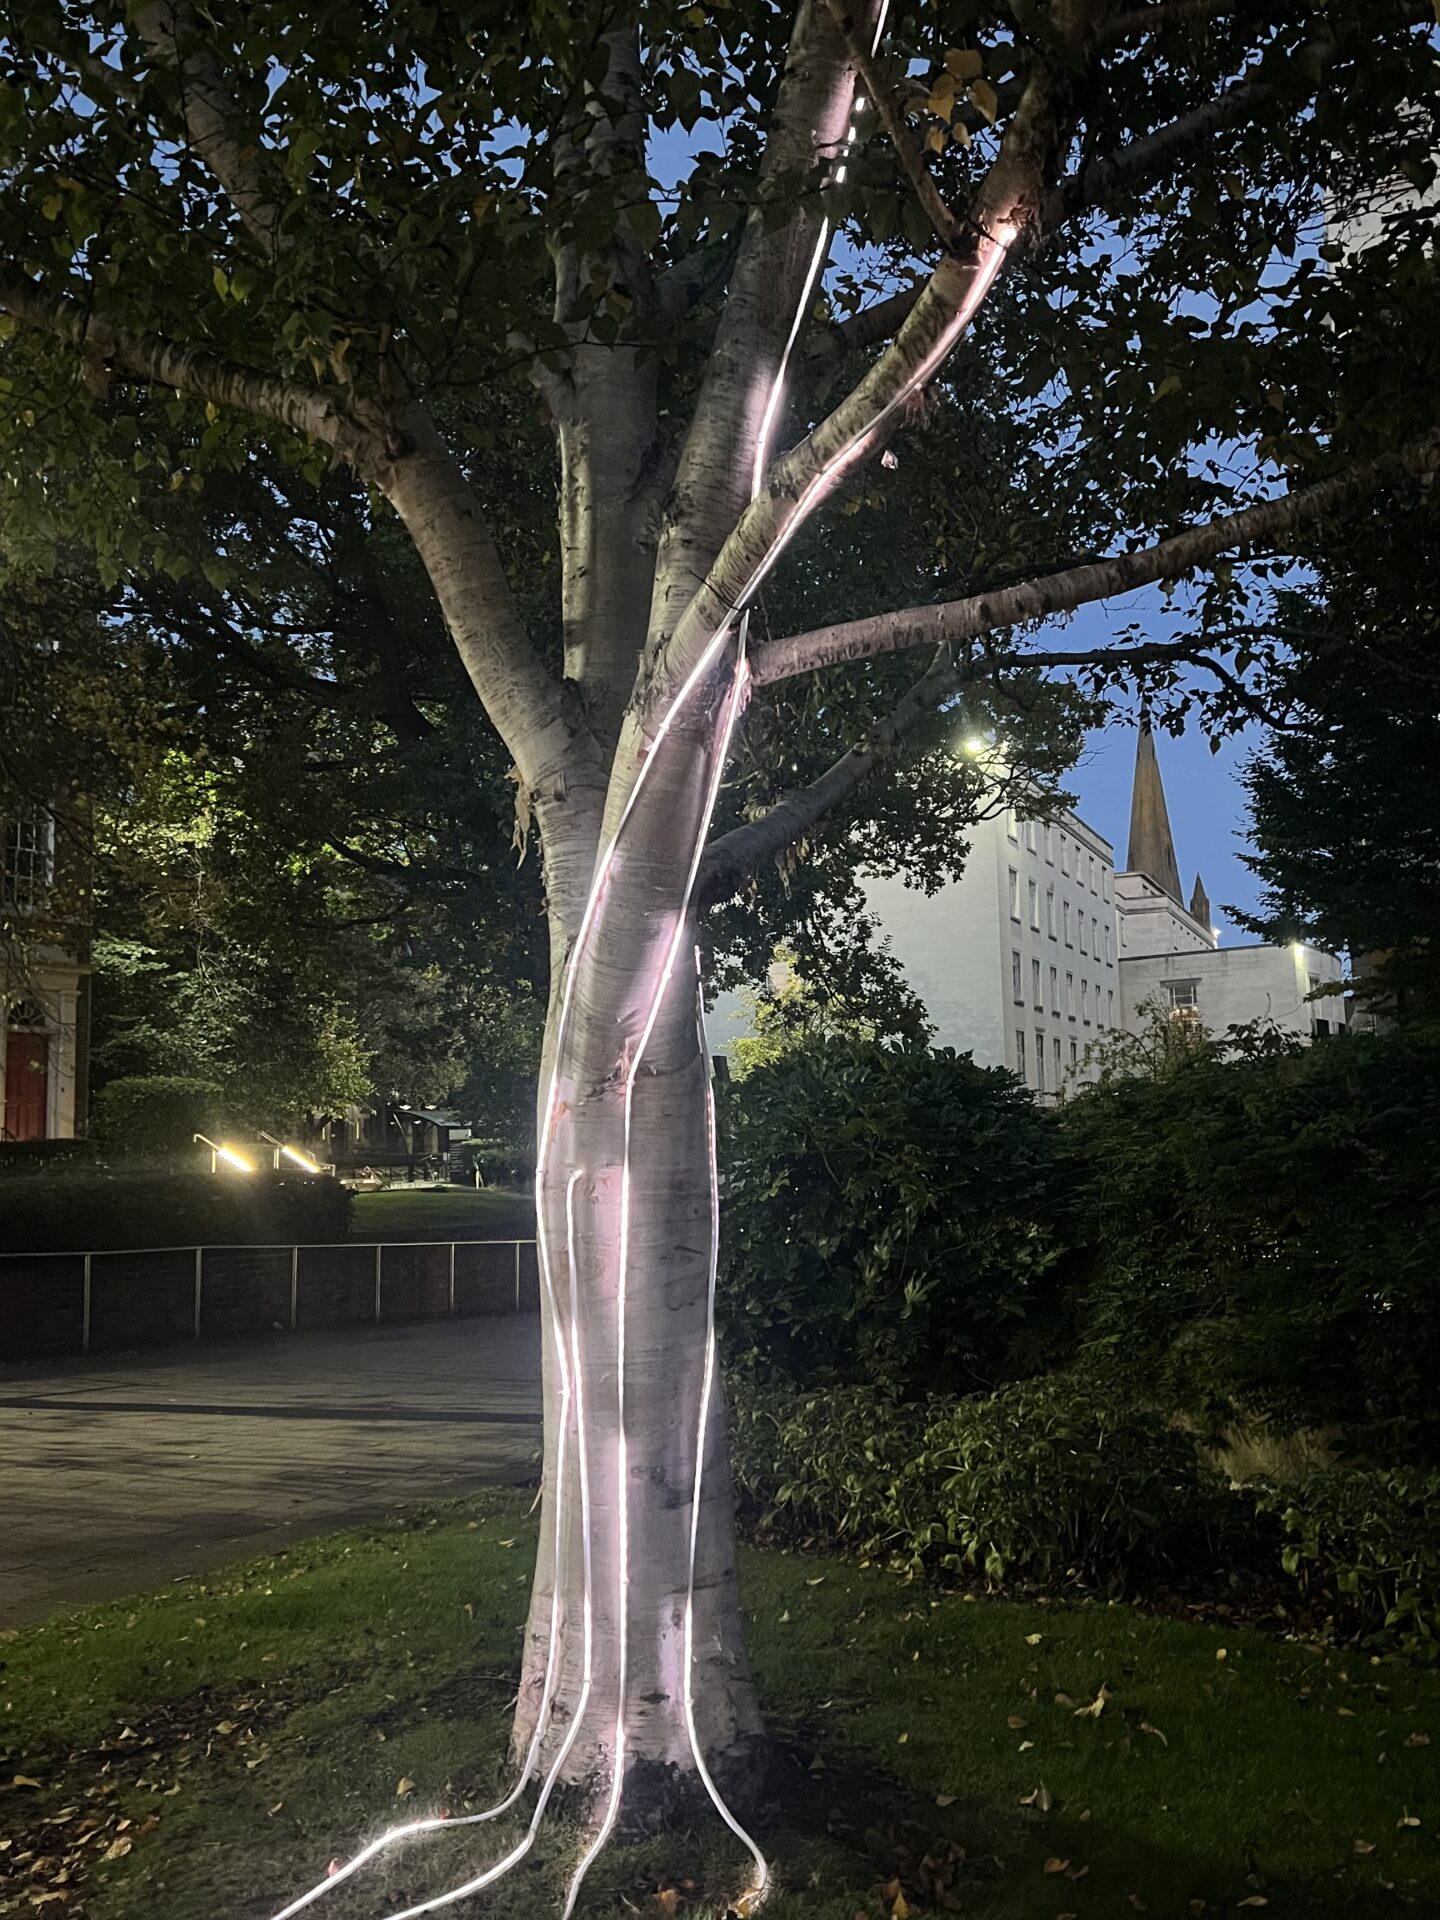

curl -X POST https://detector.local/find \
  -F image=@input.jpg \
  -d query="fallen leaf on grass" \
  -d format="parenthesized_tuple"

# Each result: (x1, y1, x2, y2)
(1128, 1900, 1146, 1912)
(12, 1774, 42, 1789)
(1074, 1687, 1111, 1720)
(1140, 1721, 1168, 1746)
(934, 1793, 956, 1808)
(1025, 1633, 1043, 1646)
(1398, 1814, 1421, 1827)
(891, 1894, 910, 1920)
(1236, 1899, 1269, 1908)
(396, 1778, 417, 1798)
(1042, 1858, 1069, 1875)
(1019, 1783, 1053, 1812)
(656, 1889, 679, 1914)
(1007, 1716, 1028, 1730)
(1405, 1732, 1430, 1747)
(1353, 1839, 1375, 1854)
(101, 1838, 132, 1862)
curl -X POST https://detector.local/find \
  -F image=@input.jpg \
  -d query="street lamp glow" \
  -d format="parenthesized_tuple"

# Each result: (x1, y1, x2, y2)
(962, 736, 987, 757)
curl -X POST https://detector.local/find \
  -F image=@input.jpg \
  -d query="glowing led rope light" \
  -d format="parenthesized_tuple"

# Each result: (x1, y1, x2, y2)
(684, 955, 770, 1907)
(268, 1210, 580, 1920)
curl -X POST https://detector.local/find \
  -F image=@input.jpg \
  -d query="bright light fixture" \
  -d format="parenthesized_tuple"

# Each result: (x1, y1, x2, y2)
(216, 1145, 253, 1174)
(280, 1143, 322, 1174)
(962, 736, 987, 757)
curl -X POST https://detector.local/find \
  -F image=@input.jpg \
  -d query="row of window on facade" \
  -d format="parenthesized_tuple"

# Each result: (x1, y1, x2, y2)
(1005, 808, 1112, 901)
(1012, 949, 1115, 1030)
(2, 811, 55, 913)
(1008, 867, 1112, 962)
(1016, 1026, 1088, 1094)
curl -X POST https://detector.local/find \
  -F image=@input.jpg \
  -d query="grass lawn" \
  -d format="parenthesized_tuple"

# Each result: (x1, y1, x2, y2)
(350, 1188, 535, 1242)
(3, 1495, 1438, 1920)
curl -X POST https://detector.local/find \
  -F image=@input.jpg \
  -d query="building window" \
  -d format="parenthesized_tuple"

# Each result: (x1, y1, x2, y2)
(1050, 965, 1059, 1013)
(1082, 978, 1091, 1024)
(1060, 834, 1071, 876)
(1108, 989, 1115, 1025)
(1035, 1032, 1047, 1091)
(1104, 923, 1112, 963)
(2, 810, 54, 913)
(1006, 807, 1019, 841)
(1008, 867, 1019, 919)
(1070, 1038, 1079, 1069)
(1012, 950, 1023, 1001)
(1046, 887, 1056, 938)
(1016, 1029, 1027, 1079)
(1032, 957, 1042, 1007)
(1024, 818, 1037, 853)
(1045, 825, 1055, 864)
(1028, 878, 1039, 929)
(1096, 993, 1104, 1031)
(1063, 900, 1072, 945)
(1087, 853, 1095, 893)
(1053, 1035, 1062, 1083)
(1165, 980, 1200, 1012)
(1079, 914, 1088, 955)
(1066, 971, 1075, 1017)
(1102, 867, 1111, 902)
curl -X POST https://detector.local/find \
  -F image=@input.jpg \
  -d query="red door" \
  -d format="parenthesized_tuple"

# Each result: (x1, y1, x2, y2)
(4, 1029, 49, 1140)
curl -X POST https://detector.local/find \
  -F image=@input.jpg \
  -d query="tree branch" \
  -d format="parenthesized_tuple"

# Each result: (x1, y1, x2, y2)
(824, 0, 958, 249)
(645, 0, 886, 660)
(651, 0, 1106, 716)
(704, 634, 1266, 904)
(132, 1, 288, 255)
(0, 271, 382, 460)
(749, 431, 1440, 687)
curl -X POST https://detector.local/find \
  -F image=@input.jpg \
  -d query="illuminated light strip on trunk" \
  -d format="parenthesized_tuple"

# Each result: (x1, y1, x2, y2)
(266, 1218, 579, 1920)
(361, 1177, 599, 1920)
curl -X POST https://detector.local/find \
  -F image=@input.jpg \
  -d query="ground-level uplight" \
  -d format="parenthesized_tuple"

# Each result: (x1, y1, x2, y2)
(259, 1130, 324, 1174)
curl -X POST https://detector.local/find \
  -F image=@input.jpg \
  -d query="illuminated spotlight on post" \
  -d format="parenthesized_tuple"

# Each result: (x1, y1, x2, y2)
(194, 1132, 254, 1174)
(260, 1129, 324, 1174)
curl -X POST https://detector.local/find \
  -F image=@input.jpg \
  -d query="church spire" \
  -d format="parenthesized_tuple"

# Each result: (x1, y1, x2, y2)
(1126, 718, 1183, 903)
(1190, 872, 1212, 929)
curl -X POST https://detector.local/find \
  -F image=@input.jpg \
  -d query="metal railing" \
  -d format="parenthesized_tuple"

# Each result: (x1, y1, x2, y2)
(0, 1237, 538, 1362)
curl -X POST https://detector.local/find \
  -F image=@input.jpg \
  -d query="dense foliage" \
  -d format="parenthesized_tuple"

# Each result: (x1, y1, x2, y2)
(1064, 1027, 1440, 1464)
(731, 1375, 1225, 1591)
(1240, 490, 1440, 1026)
(89, 1073, 226, 1159)
(718, 1039, 1073, 1394)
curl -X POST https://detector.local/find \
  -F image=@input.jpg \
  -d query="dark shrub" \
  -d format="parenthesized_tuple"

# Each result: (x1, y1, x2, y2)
(718, 1039, 1076, 1395)
(731, 1373, 1223, 1592)
(0, 1138, 99, 1176)
(0, 1170, 351, 1252)
(90, 1075, 227, 1160)
(1253, 1469, 1440, 1658)
(1062, 1029, 1440, 1464)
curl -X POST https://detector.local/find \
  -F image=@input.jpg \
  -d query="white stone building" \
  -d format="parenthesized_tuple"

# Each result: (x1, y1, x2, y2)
(858, 798, 1120, 1098)
(708, 725, 1347, 1085)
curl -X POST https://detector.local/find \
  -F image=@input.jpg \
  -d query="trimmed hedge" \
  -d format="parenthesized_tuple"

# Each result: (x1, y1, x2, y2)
(0, 1138, 99, 1177)
(731, 1374, 1226, 1591)
(0, 1171, 351, 1252)
(90, 1075, 227, 1160)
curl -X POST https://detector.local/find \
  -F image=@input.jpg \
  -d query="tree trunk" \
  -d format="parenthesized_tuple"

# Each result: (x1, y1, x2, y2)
(512, 649, 765, 1825)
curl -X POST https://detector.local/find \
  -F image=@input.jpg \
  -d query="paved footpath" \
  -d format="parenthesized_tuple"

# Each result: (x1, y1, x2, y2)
(0, 1316, 541, 1627)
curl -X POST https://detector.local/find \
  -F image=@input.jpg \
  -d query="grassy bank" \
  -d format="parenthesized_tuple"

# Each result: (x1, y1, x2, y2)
(349, 1188, 534, 1242)
(3, 1494, 1438, 1918)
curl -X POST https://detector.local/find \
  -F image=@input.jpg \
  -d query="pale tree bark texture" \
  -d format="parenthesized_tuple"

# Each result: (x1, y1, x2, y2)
(5, 0, 1439, 1906)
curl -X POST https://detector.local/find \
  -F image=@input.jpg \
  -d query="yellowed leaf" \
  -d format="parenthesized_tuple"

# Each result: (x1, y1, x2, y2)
(1007, 1715, 1028, 1729)
(934, 1793, 956, 1807)
(396, 1777, 417, 1798)
(1043, 1858, 1069, 1875)
(1025, 1633, 1043, 1646)
(944, 48, 984, 81)
(102, 1837, 132, 1862)
(968, 78, 998, 125)
(1353, 1839, 1375, 1854)
(1235, 1900, 1269, 1910)
(12, 1774, 42, 1789)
